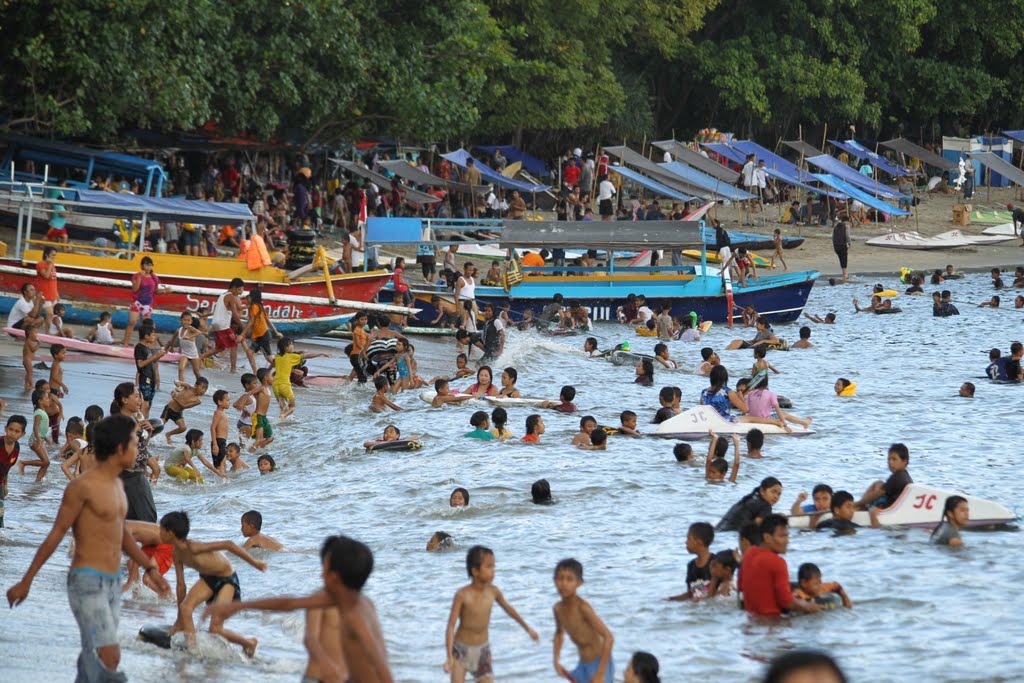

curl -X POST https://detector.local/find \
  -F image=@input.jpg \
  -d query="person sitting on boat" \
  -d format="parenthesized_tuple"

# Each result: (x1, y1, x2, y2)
(739, 304, 758, 327)
(855, 443, 912, 510)
(929, 496, 969, 547)
(700, 366, 787, 430)
(746, 374, 811, 430)
(481, 261, 503, 287)
(725, 316, 778, 350)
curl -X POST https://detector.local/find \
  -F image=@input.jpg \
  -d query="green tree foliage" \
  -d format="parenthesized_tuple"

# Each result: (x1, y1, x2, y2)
(0, 0, 1021, 146)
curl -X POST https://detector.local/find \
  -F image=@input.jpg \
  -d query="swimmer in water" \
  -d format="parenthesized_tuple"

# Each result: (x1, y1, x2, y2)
(363, 424, 402, 448)
(431, 378, 475, 408)
(498, 367, 520, 398)
(241, 510, 284, 551)
(257, 454, 276, 474)
(490, 407, 513, 439)
(930, 495, 969, 547)
(978, 295, 1000, 308)
(834, 378, 855, 396)
(618, 410, 641, 437)
(705, 432, 740, 483)
(428, 531, 454, 552)
(571, 416, 597, 446)
(521, 414, 545, 443)
(450, 487, 469, 507)
(803, 311, 836, 324)
(791, 326, 812, 349)
(578, 428, 607, 451)
(653, 343, 676, 369)
(695, 347, 719, 376)
(634, 359, 655, 386)
(793, 563, 852, 608)
(959, 382, 975, 398)
(369, 376, 402, 413)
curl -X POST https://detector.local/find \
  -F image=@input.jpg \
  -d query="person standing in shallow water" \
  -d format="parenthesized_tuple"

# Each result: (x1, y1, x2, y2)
(6, 415, 172, 682)
(832, 218, 851, 283)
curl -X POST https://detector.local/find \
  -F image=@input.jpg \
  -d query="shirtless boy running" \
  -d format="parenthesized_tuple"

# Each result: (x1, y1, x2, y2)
(444, 545, 538, 682)
(6, 415, 172, 681)
(159, 510, 267, 656)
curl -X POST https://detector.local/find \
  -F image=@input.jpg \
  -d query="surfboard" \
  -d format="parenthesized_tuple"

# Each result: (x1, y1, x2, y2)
(4, 327, 181, 363)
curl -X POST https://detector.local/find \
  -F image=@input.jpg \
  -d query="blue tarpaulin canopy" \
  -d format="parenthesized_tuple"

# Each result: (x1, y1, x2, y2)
(659, 161, 756, 201)
(828, 139, 915, 177)
(702, 142, 746, 166)
(0, 132, 166, 195)
(441, 149, 550, 193)
(1003, 130, 1024, 145)
(474, 145, 549, 177)
(806, 155, 906, 199)
(610, 165, 696, 202)
(730, 140, 800, 176)
(811, 174, 909, 216)
(72, 189, 254, 224)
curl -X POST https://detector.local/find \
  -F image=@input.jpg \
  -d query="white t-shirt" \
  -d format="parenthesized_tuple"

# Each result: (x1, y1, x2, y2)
(597, 180, 616, 201)
(8, 296, 34, 327)
(755, 167, 767, 189)
(742, 161, 756, 187)
(663, 152, 673, 163)
(637, 306, 653, 323)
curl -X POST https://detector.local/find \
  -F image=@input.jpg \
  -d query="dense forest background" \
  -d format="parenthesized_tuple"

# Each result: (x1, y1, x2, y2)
(1, 0, 1022, 153)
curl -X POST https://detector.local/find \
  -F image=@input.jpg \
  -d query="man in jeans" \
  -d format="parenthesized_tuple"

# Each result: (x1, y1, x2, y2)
(7, 415, 171, 681)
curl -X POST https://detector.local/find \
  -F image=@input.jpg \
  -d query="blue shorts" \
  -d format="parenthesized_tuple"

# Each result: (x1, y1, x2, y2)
(139, 383, 155, 404)
(181, 230, 200, 248)
(572, 656, 613, 683)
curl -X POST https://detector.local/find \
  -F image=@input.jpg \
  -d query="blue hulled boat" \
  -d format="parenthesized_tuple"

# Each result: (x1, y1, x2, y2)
(369, 217, 817, 325)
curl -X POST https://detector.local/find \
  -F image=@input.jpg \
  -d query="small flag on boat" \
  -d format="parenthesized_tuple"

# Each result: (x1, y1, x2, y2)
(503, 251, 523, 292)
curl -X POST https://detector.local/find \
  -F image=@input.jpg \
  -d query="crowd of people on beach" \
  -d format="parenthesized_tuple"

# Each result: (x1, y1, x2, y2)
(6, 249, 1015, 682)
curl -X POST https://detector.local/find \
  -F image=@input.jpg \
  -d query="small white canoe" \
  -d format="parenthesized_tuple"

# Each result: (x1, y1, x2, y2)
(4, 327, 181, 363)
(652, 405, 814, 439)
(418, 390, 548, 407)
(865, 231, 971, 250)
(935, 229, 1015, 245)
(789, 483, 1016, 529)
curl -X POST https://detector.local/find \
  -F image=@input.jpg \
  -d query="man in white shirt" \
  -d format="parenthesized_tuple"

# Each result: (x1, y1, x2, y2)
(597, 174, 616, 221)
(8, 283, 43, 330)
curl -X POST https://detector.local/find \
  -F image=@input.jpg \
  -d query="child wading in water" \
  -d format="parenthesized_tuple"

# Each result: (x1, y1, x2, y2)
(273, 337, 329, 419)
(444, 545, 539, 681)
(553, 558, 614, 682)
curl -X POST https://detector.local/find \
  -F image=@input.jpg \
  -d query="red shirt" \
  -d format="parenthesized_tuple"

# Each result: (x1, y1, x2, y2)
(0, 440, 21, 485)
(564, 164, 581, 187)
(36, 261, 59, 302)
(737, 545, 792, 617)
(521, 434, 539, 442)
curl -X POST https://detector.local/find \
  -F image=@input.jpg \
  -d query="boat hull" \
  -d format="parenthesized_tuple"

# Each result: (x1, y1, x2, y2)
(0, 249, 392, 322)
(387, 269, 818, 325)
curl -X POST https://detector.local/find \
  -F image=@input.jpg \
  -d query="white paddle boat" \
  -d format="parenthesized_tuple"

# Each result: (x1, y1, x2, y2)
(652, 405, 814, 439)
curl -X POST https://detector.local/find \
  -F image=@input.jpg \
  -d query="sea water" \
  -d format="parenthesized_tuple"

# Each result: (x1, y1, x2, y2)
(1, 274, 1022, 682)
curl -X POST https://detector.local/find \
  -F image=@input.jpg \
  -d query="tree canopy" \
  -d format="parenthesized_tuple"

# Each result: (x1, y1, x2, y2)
(0, 0, 1020, 148)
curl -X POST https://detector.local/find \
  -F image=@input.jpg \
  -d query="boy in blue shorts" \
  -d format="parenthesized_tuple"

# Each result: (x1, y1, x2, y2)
(553, 558, 614, 682)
